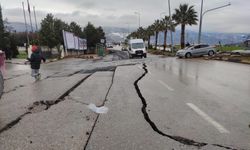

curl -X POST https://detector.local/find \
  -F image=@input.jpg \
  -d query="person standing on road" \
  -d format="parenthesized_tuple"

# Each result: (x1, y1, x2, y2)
(27, 45, 46, 81)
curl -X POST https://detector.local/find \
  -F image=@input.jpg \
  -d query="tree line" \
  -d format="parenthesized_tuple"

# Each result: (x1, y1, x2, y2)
(37, 13, 106, 53)
(0, 5, 19, 59)
(128, 4, 198, 50)
(0, 5, 106, 59)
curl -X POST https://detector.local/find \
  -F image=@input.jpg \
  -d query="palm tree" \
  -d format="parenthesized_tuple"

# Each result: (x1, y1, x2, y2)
(152, 19, 163, 50)
(145, 25, 154, 47)
(173, 4, 198, 49)
(161, 16, 176, 51)
(127, 31, 138, 39)
(137, 27, 147, 40)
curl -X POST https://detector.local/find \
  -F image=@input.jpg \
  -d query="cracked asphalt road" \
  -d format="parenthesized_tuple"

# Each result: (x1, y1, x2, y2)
(0, 49, 250, 150)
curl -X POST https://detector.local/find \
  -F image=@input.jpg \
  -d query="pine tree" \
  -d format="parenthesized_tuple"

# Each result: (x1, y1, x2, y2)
(83, 22, 98, 49)
(39, 14, 57, 50)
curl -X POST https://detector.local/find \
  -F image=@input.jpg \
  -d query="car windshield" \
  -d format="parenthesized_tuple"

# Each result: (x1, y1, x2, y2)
(132, 43, 144, 49)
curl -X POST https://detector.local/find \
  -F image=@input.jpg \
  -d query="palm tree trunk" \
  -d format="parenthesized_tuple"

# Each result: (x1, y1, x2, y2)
(163, 30, 168, 51)
(181, 24, 185, 49)
(155, 32, 158, 50)
(148, 35, 151, 47)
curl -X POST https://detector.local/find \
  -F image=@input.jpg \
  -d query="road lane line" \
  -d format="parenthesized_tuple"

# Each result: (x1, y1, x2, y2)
(158, 80, 174, 91)
(186, 103, 230, 134)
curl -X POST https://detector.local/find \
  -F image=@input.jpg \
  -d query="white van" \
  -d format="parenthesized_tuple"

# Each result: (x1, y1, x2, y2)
(128, 39, 147, 58)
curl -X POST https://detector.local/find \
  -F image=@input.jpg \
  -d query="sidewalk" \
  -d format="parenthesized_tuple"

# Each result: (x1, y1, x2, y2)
(5, 59, 27, 65)
(5, 58, 60, 65)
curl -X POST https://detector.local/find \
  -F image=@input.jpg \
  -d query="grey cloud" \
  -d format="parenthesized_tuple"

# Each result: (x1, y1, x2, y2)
(78, 1, 96, 9)
(1, 0, 250, 33)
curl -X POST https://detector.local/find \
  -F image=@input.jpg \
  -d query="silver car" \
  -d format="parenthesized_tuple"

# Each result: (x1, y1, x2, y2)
(176, 44, 216, 58)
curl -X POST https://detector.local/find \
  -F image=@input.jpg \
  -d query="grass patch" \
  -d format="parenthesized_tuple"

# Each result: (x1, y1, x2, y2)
(17, 51, 28, 59)
(216, 46, 243, 52)
(148, 49, 176, 56)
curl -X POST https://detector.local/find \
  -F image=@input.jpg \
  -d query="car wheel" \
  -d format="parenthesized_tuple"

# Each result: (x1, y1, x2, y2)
(144, 54, 147, 58)
(208, 51, 215, 56)
(185, 53, 192, 58)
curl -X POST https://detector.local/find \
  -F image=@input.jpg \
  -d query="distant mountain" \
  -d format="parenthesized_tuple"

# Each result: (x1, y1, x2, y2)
(8, 22, 35, 32)
(9, 22, 247, 45)
(103, 26, 247, 45)
(156, 30, 246, 45)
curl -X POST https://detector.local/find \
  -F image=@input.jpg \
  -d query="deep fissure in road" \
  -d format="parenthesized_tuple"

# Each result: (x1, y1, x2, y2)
(83, 68, 117, 150)
(0, 74, 92, 134)
(134, 64, 242, 150)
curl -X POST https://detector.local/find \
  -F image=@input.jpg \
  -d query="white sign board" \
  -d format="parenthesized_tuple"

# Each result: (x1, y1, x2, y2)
(79, 38, 87, 50)
(63, 31, 75, 49)
(63, 30, 87, 50)
(74, 36, 79, 50)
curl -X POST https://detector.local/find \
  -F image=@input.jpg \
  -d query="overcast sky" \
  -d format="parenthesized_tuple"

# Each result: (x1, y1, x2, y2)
(1, 0, 249, 33)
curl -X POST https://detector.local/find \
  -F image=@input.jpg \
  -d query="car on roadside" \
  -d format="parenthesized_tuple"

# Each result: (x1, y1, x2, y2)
(176, 44, 216, 58)
(106, 43, 113, 48)
(128, 39, 147, 58)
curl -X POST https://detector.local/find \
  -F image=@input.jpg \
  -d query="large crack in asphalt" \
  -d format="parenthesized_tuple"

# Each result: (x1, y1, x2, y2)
(83, 67, 117, 150)
(0, 64, 120, 136)
(0, 74, 92, 134)
(134, 64, 244, 150)
(0, 112, 31, 134)
(4, 73, 29, 81)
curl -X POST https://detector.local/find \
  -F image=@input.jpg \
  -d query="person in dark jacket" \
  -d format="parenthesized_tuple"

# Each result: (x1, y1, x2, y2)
(27, 45, 46, 80)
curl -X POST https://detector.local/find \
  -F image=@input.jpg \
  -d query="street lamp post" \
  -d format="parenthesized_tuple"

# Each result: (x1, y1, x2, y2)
(134, 12, 141, 28)
(198, 1, 231, 44)
(168, 0, 174, 53)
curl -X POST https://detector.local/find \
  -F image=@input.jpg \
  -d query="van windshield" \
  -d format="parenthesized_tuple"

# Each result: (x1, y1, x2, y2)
(132, 43, 144, 49)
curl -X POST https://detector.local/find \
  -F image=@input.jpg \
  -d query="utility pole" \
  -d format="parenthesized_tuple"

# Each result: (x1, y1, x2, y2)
(22, 2, 29, 47)
(198, 0, 204, 44)
(33, 6, 38, 31)
(27, 0, 33, 33)
(168, 0, 174, 53)
(134, 12, 141, 28)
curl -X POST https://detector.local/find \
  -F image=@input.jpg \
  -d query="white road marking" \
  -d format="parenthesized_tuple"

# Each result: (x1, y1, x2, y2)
(158, 80, 174, 91)
(187, 103, 230, 134)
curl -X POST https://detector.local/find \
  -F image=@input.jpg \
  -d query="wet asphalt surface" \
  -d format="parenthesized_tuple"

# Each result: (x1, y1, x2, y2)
(0, 47, 250, 150)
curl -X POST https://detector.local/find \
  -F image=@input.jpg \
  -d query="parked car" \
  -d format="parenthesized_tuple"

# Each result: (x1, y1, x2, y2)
(106, 43, 113, 48)
(176, 44, 216, 58)
(128, 39, 147, 58)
